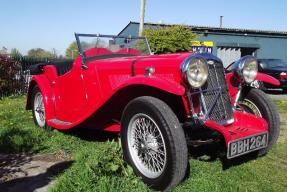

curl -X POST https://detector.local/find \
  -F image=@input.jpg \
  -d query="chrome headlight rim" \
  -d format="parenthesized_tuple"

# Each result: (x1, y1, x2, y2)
(181, 56, 209, 88)
(235, 56, 258, 84)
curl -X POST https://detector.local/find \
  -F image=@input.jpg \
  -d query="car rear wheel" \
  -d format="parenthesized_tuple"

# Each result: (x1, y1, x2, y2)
(238, 88, 280, 156)
(121, 96, 188, 191)
(31, 86, 50, 130)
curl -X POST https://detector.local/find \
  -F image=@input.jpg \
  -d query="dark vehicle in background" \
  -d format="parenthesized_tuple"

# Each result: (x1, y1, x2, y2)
(226, 59, 287, 93)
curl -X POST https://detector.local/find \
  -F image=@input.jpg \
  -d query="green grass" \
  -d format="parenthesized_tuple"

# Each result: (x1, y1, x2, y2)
(274, 99, 287, 113)
(0, 96, 287, 192)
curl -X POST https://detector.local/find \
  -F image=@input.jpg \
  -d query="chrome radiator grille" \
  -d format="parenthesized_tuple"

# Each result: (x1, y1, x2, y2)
(200, 60, 233, 124)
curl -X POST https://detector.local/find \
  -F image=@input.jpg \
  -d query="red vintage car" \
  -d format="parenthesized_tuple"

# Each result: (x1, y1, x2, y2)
(26, 33, 280, 191)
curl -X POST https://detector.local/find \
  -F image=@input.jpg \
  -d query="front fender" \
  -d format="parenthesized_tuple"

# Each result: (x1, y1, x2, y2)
(226, 72, 280, 105)
(26, 75, 55, 120)
(256, 72, 280, 86)
(118, 75, 186, 96)
(226, 71, 280, 87)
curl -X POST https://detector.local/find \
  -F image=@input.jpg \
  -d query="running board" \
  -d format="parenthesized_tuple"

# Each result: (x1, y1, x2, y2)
(48, 118, 72, 125)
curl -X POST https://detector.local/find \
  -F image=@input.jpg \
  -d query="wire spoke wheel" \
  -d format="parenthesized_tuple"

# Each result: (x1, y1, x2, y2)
(127, 113, 167, 178)
(121, 96, 188, 190)
(33, 92, 45, 127)
(238, 98, 262, 117)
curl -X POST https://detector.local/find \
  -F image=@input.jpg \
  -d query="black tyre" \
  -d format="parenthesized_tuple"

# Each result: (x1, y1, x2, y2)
(239, 88, 280, 155)
(121, 96, 188, 191)
(31, 86, 51, 130)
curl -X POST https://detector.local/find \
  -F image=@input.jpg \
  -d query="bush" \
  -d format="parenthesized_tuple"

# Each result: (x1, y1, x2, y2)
(0, 54, 22, 97)
(143, 25, 197, 54)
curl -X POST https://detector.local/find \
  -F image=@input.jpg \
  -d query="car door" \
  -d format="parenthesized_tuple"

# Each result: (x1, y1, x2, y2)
(54, 62, 87, 122)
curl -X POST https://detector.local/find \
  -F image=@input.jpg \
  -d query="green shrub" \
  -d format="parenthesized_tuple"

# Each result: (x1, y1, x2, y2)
(143, 25, 197, 54)
(0, 54, 22, 97)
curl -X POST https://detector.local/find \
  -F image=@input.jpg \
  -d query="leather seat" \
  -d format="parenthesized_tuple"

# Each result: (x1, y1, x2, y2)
(48, 59, 74, 76)
(29, 59, 74, 76)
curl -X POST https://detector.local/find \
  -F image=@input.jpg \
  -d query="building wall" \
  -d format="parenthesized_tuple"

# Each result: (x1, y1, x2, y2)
(119, 23, 141, 37)
(119, 23, 287, 63)
(197, 34, 287, 60)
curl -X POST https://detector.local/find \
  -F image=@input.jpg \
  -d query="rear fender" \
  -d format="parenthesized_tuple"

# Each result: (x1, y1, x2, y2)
(26, 75, 55, 120)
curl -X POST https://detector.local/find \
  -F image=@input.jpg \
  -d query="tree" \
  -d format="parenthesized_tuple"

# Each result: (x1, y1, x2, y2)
(27, 48, 54, 58)
(65, 42, 78, 59)
(0, 47, 8, 55)
(143, 25, 197, 54)
(10, 48, 22, 58)
(51, 48, 58, 58)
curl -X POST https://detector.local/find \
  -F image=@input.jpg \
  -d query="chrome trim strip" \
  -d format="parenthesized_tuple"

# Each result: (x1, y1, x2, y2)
(49, 118, 72, 125)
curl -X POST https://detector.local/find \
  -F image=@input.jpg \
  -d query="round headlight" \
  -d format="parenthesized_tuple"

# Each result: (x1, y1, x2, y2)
(233, 56, 258, 84)
(185, 58, 208, 88)
(242, 58, 258, 83)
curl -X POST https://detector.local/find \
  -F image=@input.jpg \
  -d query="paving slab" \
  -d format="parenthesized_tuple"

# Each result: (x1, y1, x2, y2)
(0, 153, 72, 192)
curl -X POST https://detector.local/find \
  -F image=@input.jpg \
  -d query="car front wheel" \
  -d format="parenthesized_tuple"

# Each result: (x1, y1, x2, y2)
(121, 96, 188, 191)
(238, 88, 280, 156)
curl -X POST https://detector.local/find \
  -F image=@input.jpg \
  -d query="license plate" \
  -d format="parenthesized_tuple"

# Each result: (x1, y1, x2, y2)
(227, 132, 268, 159)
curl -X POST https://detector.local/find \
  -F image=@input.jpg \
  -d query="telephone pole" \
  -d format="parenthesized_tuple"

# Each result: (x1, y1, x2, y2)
(139, 0, 146, 36)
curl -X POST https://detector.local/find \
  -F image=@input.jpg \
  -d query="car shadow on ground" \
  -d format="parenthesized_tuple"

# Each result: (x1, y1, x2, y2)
(65, 127, 258, 171)
(265, 89, 286, 95)
(0, 155, 73, 192)
(63, 126, 119, 142)
(188, 142, 258, 171)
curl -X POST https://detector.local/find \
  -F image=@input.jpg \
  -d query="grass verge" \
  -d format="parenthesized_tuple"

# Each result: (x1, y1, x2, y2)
(0, 96, 286, 192)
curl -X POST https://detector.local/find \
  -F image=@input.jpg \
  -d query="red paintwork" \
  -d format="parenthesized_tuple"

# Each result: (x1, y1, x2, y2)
(85, 47, 144, 57)
(116, 48, 144, 55)
(225, 72, 239, 105)
(85, 47, 112, 56)
(27, 48, 270, 145)
(205, 111, 268, 145)
(30, 74, 55, 121)
(225, 72, 280, 105)
(280, 72, 287, 79)
(256, 72, 280, 86)
(28, 49, 189, 130)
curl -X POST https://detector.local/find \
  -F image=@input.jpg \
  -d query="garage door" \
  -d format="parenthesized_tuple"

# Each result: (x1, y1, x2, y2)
(217, 47, 257, 67)
(217, 47, 241, 67)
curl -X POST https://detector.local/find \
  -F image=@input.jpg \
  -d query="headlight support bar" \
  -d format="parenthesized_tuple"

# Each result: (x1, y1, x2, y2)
(188, 86, 229, 122)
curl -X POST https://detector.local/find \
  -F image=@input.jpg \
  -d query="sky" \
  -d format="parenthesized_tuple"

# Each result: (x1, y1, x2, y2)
(1, 0, 287, 55)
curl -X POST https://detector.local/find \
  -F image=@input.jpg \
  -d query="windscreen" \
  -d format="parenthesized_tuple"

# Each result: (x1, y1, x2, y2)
(75, 34, 151, 61)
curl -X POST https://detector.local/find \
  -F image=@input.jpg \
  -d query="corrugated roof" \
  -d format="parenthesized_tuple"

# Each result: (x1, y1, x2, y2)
(124, 21, 287, 37)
